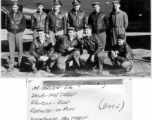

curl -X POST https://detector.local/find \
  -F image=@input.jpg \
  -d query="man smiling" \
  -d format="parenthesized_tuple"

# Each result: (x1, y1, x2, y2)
(31, 2, 47, 39)
(67, 0, 88, 38)
(88, 2, 109, 50)
(109, 0, 128, 46)
(45, 0, 66, 46)
(80, 25, 107, 75)
(108, 34, 134, 73)
(5, 1, 26, 71)
(49, 27, 81, 73)
(28, 29, 54, 74)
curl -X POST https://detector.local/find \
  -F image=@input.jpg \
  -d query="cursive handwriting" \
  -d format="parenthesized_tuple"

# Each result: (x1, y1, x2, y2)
(30, 107, 75, 113)
(78, 81, 105, 88)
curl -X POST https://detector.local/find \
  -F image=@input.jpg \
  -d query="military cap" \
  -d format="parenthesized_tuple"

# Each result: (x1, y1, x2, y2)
(67, 27, 75, 31)
(117, 34, 125, 40)
(84, 24, 92, 30)
(72, 0, 81, 6)
(54, 0, 62, 5)
(92, 2, 100, 6)
(12, 1, 18, 6)
(36, 28, 44, 32)
(113, 0, 120, 5)
(37, 2, 43, 6)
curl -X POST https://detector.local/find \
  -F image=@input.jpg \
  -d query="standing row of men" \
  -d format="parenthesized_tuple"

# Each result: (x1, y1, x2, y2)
(5, 0, 133, 75)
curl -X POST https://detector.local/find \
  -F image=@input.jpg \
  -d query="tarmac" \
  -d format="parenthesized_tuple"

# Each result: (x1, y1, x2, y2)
(1, 29, 151, 77)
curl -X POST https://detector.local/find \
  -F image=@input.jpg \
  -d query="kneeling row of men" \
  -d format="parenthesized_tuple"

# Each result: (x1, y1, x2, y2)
(27, 25, 134, 74)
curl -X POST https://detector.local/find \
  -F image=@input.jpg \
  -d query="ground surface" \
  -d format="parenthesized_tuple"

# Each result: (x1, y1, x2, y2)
(1, 29, 151, 77)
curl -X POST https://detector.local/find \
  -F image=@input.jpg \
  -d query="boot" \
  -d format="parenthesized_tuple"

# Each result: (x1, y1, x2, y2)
(45, 66, 51, 73)
(32, 64, 38, 74)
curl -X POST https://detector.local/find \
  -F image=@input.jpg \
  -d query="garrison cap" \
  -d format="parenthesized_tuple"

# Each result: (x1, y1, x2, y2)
(72, 0, 81, 6)
(67, 27, 75, 31)
(54, 0, 62, 5)
(92, 2, 100, 6)
(84, 24, 92, 30)
(113, 0, 120, 5)
(36, 28, 44, 32)
(118, 34, 125, 40)
(12, 1, 18, 6)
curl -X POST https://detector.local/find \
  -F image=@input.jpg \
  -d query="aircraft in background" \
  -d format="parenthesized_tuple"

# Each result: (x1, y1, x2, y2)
(1, 0, 150, 31)
(1, 0, 114, 28)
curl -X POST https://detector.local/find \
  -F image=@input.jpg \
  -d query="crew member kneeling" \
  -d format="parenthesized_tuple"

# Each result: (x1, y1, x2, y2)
(49, 27, 81, 73)
(108, 34, 134, 72)
(28, 28, 54, 74)
(80, 25, 106, 75)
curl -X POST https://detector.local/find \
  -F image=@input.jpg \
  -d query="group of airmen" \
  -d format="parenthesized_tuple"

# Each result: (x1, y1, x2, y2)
(5, 0, 134, 75)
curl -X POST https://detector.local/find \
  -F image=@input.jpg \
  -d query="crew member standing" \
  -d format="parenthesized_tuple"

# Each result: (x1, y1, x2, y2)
(67, 0, 88, 38)
(88, 2, 109, 50)
(5, 1, 26, 71)
(45, 0, 67, 46)
(31, 2, 47, 39)
(109, 0, 128, 46)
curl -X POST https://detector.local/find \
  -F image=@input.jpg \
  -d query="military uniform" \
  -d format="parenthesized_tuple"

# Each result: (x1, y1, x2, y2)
(67, 0, 88, 38)
(31, 11, 47, 39)
(5, 8, 26, 70)
(88, 2, 109, 49)
(28, 37, 54, 72)
(108, 38, 134, 72)
(45, 0, 66, 46)
(109, 1, 128, 46)
(50, 35, 81, 72)
(80, 34, 106, 73)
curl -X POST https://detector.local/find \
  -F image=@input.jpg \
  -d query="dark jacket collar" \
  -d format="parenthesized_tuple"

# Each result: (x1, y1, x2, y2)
(117, 41, 127, 48)
(84, 34, 94, 41)
(71, 8, 83, 14)
(93, 10, 103, 15)
(10, 10, 21, 15)
(36, 37, 49, 45)
(51, 9, 62, 15)
(9, 10, 21, 19)
(36, 11, 45, 15)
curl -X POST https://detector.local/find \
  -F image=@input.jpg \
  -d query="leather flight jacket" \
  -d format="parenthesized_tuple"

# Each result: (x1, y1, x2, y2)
(29, 37, 54, 59)
(67, 9, 88, 31)
(110, 42, 134, 62)
(5, 11, 26, 34)
(45, 10, 67, 34)
(31, 11, 47, 30)
(80, 34, 103, 55)
(55, 35, 80, 56)
(88, 11, 109, 34)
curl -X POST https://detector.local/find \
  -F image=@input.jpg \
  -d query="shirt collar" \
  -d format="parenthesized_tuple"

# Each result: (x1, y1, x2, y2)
(71, 8, 82, 14)
(37, 11, 44, 15)
(52, 10, 61, 15)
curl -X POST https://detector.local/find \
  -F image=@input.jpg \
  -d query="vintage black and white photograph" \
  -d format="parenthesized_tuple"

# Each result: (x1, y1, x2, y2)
(1, 0, 151, 77)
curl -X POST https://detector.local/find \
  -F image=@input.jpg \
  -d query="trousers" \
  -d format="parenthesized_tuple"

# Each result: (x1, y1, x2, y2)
(27, 55, 50, 70)
(111, 27, 126, 46)
(49, 50, 80, 71)
(94, 32, 107, 50)
(8, 32, 23, 68)
(109, 57, 133, 72)
(49, 30, 64, 46)
(80, 50, 106, 72)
